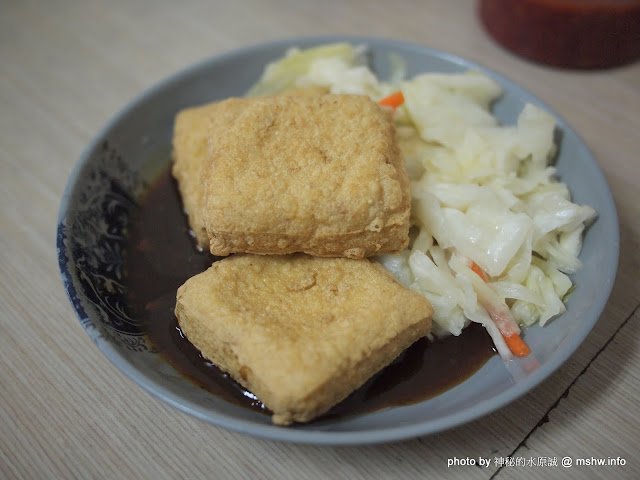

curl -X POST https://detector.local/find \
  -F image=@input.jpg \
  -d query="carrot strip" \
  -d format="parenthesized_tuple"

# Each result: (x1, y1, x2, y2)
(378, 91, 405, 109)
(470, 260, 531, 358)
(471, 261, 490, 283)
(488, 306, 530, 358)
(504, 334, 532, 358)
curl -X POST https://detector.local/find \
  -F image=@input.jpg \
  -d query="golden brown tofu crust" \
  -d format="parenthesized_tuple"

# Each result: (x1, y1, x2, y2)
(203, 94, 411, 258)
(175, 254, 433, 425)
(171, 97, 249, 248)
(171, 88, 329, 249)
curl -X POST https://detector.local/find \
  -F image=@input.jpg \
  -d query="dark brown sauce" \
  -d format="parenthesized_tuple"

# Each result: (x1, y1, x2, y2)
(125, 166, 497, 421)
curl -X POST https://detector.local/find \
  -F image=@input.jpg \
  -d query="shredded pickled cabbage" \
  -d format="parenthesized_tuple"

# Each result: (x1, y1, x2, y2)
(248, 43, 597, 360)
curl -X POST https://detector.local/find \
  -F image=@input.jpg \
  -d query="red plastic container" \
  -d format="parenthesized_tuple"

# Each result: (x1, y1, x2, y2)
(479, 0, 640, 69)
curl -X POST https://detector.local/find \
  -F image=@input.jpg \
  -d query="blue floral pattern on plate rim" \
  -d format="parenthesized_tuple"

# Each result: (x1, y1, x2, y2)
(57, 139, 151, 352)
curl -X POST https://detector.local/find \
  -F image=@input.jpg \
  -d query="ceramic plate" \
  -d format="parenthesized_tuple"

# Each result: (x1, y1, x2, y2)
(57, 36, 619, 445)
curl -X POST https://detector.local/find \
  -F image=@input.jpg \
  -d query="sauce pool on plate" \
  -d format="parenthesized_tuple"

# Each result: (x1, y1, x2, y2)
(124, 166, 497, 421)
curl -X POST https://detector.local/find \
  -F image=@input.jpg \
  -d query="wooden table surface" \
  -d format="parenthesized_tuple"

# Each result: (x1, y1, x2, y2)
(2, 1, 638, 479)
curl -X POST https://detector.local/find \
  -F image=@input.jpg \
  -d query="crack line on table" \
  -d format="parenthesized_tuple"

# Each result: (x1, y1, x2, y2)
(488, 301, 640, 479)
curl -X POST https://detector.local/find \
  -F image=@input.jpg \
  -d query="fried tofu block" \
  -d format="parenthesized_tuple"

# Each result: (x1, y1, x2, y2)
(279, 85, 329, 97)
(203, 94, 411, 258)
(171, 97, 248, 248)
(175, 254, 433, 425)
(171, 88, 329, 249)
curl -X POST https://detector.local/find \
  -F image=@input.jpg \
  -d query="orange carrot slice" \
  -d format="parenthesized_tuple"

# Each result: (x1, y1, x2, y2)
(378, 91, 405, 109)
(471, 260, 531, 358)
(504, 334, 532, 358)
(471, 261, 490, 282)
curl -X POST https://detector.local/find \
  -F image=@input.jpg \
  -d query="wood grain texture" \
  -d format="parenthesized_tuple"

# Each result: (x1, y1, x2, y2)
(1, 1, 638, 479)
(499, 308, 640, 480)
